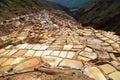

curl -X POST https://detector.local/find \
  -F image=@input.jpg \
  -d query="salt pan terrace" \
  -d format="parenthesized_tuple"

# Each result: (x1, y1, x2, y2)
(0, 9, 120, 80)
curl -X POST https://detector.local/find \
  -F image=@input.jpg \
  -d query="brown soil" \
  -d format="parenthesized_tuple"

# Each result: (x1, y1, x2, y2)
(0, 69, 94, 80)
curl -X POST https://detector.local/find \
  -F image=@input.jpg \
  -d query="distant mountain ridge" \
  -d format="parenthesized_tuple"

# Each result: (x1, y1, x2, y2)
(48, 0, 90, 10)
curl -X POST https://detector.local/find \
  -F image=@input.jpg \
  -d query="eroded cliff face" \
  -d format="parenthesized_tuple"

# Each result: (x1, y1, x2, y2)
(76, 0, 120, 35)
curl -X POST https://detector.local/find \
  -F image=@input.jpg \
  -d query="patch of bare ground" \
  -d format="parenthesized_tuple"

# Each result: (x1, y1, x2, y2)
(0, 69, 94, 80)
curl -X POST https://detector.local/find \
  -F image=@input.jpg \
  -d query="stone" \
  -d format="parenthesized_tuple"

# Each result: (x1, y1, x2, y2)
(0, 58, 8, 64)
(0, 36, 9, 41)
(87, 38, 102, 45)
(102, 42, 110, 46)
(0, 48, 6, 54)
(84, 47, 93, 52)
(14, 21, 21, 27)
(78, 56, 91, 61)
(51, 51, 60, 56)
(79, 51, 97, 59)
(109, 53, 117, 60)
(13, 50, 28, 57)
(117, 57, 120, 61)
(105, 46, 113, 52)
(34, 51, 43, 57)
(41, 21, 47, 24)
(53, 24, 59, 29)
(17, 44, 28, 49)
(40, 45, 49, 50)
(59, 59, 83, 69)
(1, 58, 15, 66)
(0, 65, 13, 73)
(101, 37, 108, 41)
(96, 33, 104, 38)
(32, 44, 41, 50)
(5, 45, 13, 49)
(41, 50, 52, 56)
(63, 44, 73, 50)
(87, 44, 102, 50)
(98, 52, 110, 60)
(66, 52, 75, 59)
(14, 58, 40, 72)
(17, 32, 28, 40)
(48, 46, 62, 50)
(25, 44, 34, 49)
(59, 51, 68, 58)
(24, 50, 35, 56)
(84, 66, 107, 80)
(73, 45, 84, 49)
(99, 64, 116, 74)
(0, 50, 10, 57)
(111, 61, 120, 66)
(42, 56, 62, 67)
(117, 48, 120, 52)
(11, 57, 25, 65)
(106, 40, 115, 44)
(108, 71, 120, 80)
(6, 49, 18, 56)
(111, 43, 120, 49)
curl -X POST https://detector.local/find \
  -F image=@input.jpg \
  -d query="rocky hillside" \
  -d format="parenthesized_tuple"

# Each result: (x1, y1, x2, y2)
(76, 0, 120, 35)
(0, 0, 67, 21)
(0, 8, 120, 80)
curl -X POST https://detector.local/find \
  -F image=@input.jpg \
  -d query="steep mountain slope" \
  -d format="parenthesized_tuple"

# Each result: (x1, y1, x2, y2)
(0, 8, 120, 80)
(76, 0, 120, 35)
(48, 0, 90, 11)
(0, 0, 66, 21)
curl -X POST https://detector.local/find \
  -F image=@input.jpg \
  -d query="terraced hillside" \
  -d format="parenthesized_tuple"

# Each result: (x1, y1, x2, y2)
(0, 8, 120, 80)
(0, 0, 65, 21)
